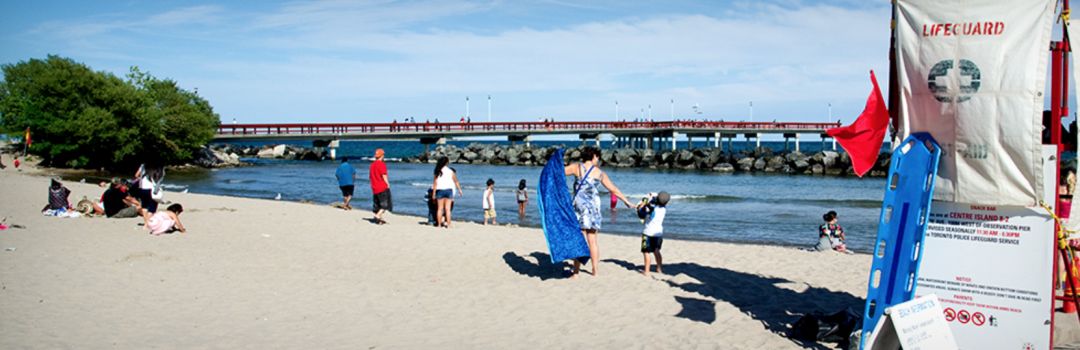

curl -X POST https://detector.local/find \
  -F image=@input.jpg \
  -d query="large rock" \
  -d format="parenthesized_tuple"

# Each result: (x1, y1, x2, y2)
(194, 146, 242, 168)
(713, 163, 735, 173)
(753, 158, 767, 171)
(257, 144, 287, 158)
(737, 157, 755, 171)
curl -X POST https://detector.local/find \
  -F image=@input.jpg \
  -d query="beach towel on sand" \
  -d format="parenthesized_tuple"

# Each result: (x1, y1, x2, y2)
(537, 149, 590, 264)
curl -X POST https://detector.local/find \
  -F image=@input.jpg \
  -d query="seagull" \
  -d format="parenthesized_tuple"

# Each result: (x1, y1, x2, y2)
(274, 193, 282, 200)
(79, 178, 86, 183)
(181, 189, 189, 194)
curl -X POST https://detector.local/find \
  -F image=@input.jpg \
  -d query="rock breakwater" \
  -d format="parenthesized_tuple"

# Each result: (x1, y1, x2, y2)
(403, 143, 890, 176)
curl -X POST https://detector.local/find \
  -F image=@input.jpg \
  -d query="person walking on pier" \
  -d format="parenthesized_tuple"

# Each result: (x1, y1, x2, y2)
(370, 149, 392, 224)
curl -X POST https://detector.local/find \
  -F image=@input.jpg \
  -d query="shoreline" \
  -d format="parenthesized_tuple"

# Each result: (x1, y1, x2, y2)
(4, 162, 1078, 348)
(43, 164, 873, 254)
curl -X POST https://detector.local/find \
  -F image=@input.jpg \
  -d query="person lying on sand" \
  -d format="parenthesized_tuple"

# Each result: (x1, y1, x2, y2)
(142, 203, 186, 235)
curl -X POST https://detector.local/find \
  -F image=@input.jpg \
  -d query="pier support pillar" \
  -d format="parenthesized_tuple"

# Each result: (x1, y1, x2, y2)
(671, 132, 679, 150)
(579, 133, 600, 148)
(420, 137, 446, 155)
(714, 132, 720, 149)
(745, 133, 759, 150)
(646, 136, 654, 150)
(508, 134, 531, 148)
(783, 133, 796, 152)
(328, 140, 340, 160)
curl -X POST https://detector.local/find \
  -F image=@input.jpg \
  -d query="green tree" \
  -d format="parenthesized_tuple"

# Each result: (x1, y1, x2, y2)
(0, 55, 219, 168)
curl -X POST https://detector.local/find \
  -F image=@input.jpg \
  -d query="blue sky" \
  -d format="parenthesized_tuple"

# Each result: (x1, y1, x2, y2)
(1, 1, 917, 124)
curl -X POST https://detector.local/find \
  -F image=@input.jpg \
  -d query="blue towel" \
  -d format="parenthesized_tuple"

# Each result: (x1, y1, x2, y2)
(537, 149, 590, 264)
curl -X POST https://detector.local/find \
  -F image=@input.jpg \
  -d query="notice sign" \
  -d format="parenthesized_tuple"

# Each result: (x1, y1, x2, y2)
(916, 201, 1053, 349)
(867, 295, 958, 350)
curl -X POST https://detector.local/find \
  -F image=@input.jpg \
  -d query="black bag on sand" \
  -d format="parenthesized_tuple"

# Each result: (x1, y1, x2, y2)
(791, 308, 861, 350)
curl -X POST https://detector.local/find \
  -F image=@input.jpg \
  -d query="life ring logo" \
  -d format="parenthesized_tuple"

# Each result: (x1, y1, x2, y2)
(927, 59, 981, 103)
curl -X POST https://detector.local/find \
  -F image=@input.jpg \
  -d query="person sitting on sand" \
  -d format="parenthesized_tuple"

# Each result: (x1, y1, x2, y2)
(483, 178, 497, 225)
(43, 179, 72, 211)
(817, 211, 850, 253)
(102, 178, 141, 218)
(143, 203, 186, 235)
(637, 191, 669, 277)
(335, 157, 357, 210)
(516, 179, 528, 218)
(564, 147, 634, 277)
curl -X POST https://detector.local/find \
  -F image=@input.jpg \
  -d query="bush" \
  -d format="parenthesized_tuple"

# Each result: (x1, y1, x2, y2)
(0, 55, 220, 168)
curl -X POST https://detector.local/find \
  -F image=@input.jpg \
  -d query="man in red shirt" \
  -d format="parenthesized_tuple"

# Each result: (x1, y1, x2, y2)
(370, 148, 392, 224)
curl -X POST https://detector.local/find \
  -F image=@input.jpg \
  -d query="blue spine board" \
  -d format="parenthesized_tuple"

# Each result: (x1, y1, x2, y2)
(860, 132, 942, 344)
(537, 149, 590, 264)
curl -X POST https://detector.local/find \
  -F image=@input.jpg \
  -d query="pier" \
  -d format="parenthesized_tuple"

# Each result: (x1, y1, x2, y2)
(215, 120, 841, 158)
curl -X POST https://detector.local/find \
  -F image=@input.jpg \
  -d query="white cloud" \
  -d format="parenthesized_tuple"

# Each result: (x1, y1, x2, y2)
(11, 1, 892, 122)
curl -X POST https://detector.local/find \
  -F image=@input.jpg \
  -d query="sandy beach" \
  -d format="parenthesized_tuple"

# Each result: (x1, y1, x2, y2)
(1, 164, 1078, 349)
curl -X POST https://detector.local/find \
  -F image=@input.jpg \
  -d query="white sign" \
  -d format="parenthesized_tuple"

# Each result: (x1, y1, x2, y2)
(867, 295, 959, 350)
(895, 0, 1055, 206)
(915, 201, 1053, 350)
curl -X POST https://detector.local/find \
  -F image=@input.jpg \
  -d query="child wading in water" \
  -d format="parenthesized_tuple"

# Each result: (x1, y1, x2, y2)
(483, 178, 497, 225)
(818, 210, 851, 253)
(143, 203, 186, 235)
(637, 191, 670, 276)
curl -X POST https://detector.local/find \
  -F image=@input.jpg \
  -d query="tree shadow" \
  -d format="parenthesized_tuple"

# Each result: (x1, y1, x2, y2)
(605, 259, 861, 349)
(502, 251, 572, 280)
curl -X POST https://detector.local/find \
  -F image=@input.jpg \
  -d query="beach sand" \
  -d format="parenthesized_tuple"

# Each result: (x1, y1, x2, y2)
(1, 164, 1078, 349)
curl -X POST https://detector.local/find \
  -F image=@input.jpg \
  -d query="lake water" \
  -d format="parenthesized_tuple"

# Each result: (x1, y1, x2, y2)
(159, 140, 888, 252)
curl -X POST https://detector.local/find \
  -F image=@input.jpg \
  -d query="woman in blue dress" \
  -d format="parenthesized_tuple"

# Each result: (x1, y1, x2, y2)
(564, 147, 633, 277)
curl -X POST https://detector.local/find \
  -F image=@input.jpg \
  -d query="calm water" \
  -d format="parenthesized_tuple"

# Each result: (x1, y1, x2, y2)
(159, 140, 887, 252)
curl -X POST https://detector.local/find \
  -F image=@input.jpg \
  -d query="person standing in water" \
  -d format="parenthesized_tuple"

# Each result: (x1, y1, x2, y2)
(516, 179, 529, 218)
(564, 147, 633, 277)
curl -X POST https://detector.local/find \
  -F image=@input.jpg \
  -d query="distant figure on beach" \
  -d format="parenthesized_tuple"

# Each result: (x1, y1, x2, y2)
(637, 191, 669, 276)
(432, 156, 463, 228)
(135, 165, 163, 213)
(817, 210, 850, 253)
(483, 178, 497, 225)
(370, 149, 392, 224)
(564, 147, 634, 277)
(424, 187, 437, 225)
(102, 178, 141, 218)
(516, 179, 528, 218)
(43, 179, 72, 211)
(143, 203, 186, 235)
(335, 157, 357, 210)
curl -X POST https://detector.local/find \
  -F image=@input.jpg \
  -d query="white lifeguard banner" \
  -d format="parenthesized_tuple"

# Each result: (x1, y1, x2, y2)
(895, 0, 1055, 206)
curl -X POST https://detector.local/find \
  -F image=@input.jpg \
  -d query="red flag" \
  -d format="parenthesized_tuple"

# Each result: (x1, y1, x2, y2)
(826, 70, 889, 177)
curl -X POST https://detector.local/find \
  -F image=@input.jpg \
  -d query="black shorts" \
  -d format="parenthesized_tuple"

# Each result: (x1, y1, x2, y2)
(373, 189, 393, 213)
(641, 235, 663, 253)
(339, 185, 355, 197)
